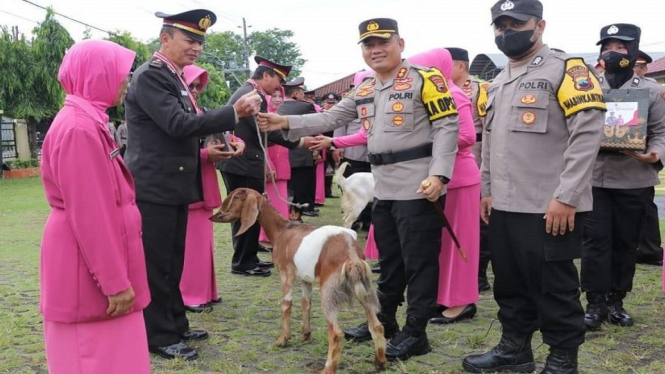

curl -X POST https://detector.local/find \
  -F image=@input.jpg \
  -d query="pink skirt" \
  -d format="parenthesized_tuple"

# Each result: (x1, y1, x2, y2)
(437, 184, 481, 307)
(44, 311, 151, 374)
(315, 161, 325, 205)
(260, 180, 289, 243)
(364, 224, 379, 260)
(180, 207, 219, 306)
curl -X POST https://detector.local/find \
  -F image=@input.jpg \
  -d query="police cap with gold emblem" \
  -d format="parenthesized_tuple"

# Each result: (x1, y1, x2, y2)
(358, 18, 399, 43)
(254, 56, 292, 83)
(282, 77, 305, 89)
(636, 50, 653, 65)
(156, 9, 216, 43)
(597, 23, 641, 45)
(324, 93, 341, 103)
(447, 48, 469, 62)
(491, 0, 543, 23)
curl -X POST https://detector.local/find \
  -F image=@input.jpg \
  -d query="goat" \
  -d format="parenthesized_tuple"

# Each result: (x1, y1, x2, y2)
(211, 188, 386, 374)
(335, 162, 375, 229)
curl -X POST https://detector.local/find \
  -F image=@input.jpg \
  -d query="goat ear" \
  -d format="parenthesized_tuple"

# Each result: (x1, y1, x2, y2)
(236, 192, 260, 236)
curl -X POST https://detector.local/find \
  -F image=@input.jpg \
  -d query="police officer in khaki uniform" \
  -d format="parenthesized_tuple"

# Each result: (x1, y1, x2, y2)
(582, 24, 665, 331)
(447, 47, 493, 292)
(462, 1, 606, 373)
(258, 18, 459, 362)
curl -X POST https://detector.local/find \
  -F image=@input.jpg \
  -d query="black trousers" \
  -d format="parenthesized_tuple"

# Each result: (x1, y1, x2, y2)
(372, 198, 443, 322)
(137, 201, 189, 346)
(325, 151, 336, 197)
(222, 172, 264, 271)
(637, 186, 663, 261)
(289, 166, 316, 212)
(341, 158, 372, 224)
(582, 187, 651, 293)
(479, 219, 491, 277)
(490, 210, 585, 349)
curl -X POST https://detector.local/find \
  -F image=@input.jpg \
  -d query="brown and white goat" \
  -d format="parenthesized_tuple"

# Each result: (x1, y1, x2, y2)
(335, 162, 375, 229)
(211, 188, 386, 374)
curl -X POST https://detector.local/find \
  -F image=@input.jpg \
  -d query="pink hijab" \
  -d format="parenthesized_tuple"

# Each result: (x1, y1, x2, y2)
(266, 85, 286, 113)
(353, 69, 375, 86)
(408, 48, 459, 92)
(58, 39, 135, 124)
(183, 65, 209, 90)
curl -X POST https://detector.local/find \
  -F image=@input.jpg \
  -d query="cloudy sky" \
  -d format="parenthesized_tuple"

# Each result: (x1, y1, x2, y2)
(2, 0, 665, 88)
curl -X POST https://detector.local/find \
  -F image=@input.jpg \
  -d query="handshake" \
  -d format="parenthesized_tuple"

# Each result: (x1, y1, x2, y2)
(232, 89, 264, 118)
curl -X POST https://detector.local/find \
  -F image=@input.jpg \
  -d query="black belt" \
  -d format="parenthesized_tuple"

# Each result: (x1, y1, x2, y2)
(368, 143, 432, 166)
(476, 133, 482, 142)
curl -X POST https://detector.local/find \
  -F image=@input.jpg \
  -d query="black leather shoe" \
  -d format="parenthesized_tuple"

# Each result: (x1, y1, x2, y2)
(257, 260, 274, 269)
(326, 194, 339, 198)
(210, 297, 222, 304)
(430, 303, 476, 324)
(180, 329, 209, 341)
(231, 267, 271, 277)
(302, 210, 319, 217)
(344, 315, 400, 342)
(386, 331, 432, 361)
(478, 276, 491, 292)
(584, 303, 608, 331)
(371, 265, 381, 273)
(607, 305, 634, 326)
(541, 347, 578, 374)
(149, 342, 199, 360)
(636, 254, 663, 266)
(351, 221, 362, 231)
(185, 304, 212, 313)
(258, 244, 272, 253)
(462, 332, 535, 373)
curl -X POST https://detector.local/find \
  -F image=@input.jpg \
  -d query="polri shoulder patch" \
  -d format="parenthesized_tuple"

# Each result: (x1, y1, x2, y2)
(416, 67, 457, 122)
(557, 58, 606, 117)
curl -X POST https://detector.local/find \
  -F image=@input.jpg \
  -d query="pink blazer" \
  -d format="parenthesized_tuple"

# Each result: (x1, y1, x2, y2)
(40, 101, 150, 323)
(266, 144, 291, 181)
(189, 147, 223, 210)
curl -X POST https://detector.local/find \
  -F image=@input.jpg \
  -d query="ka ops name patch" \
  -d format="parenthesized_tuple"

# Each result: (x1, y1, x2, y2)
(417, 67, 458, 121)
(557, 58, 606, 117)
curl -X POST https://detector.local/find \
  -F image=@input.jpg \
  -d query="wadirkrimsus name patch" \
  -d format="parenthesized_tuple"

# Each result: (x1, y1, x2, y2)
(417, 67, 458, 121)
(557, 58, 606, 117)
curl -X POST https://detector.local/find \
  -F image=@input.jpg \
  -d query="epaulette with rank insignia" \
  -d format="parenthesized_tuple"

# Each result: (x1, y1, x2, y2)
(149, 58, 164, 69)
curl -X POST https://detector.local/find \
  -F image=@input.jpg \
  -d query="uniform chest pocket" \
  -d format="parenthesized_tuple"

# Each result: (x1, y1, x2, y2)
(509, 91, 550, 134)
(384, 99, 415, 132)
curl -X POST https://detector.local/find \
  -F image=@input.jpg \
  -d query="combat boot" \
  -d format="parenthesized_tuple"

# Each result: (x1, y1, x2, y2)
(607, 292, 633, 327)
(584, 292, 608, 331)
(541, 347, 578, 374)
(344, 312, 399, 342)
(462, 331, 535, 373)
(386, 315, 431, 361)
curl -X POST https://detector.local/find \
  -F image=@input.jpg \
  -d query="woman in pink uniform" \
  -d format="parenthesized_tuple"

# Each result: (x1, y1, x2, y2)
(180, 65, 245, 312)
(259, 88, 291, 249)
(40, 39, 151, 374)
(410, 48, 480, 324)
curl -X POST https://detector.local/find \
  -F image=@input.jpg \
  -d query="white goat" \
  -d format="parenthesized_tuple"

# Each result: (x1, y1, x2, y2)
(335, 162, 375, 229)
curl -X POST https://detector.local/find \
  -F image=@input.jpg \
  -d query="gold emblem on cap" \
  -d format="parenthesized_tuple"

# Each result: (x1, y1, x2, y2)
(199, 15, 212, 30)
(607, 25, 619, 35)
(367, 21, 380, 32)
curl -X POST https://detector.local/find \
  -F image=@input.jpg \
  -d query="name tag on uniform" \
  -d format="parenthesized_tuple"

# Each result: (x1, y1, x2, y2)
(110, 147, 121, 159)
(181, 90, 188, 97)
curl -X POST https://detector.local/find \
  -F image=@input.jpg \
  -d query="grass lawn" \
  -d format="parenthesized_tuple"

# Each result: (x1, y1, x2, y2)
(1, 176, 665, 374)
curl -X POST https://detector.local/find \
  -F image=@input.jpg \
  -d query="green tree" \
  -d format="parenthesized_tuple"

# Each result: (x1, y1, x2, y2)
(248, 28, 306, 78)
(0, 27, 37, 119)
(202, 31, 249, 92)
(82, 27, 92, 40)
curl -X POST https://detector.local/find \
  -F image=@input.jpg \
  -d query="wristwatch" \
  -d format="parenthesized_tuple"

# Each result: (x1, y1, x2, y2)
(436, 175, 449, 185)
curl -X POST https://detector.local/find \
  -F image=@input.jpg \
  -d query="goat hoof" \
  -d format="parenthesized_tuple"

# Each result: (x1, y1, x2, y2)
(302, 332, 311, 341)
(275, 336, 290, 347)
(375, 357, 387, 371)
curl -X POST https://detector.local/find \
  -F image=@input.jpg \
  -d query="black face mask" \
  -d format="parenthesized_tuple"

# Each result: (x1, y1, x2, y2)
(495, 28, 536, 58)
(600, 51, 634, 73)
